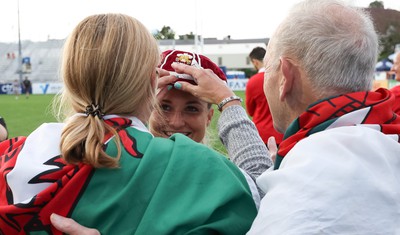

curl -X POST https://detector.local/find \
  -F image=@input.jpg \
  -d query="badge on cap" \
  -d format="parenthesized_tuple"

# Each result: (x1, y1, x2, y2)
(175, 53, 193, 65)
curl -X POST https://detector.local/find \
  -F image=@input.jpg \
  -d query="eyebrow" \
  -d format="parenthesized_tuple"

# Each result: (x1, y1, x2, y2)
(160, 99, 204, 106)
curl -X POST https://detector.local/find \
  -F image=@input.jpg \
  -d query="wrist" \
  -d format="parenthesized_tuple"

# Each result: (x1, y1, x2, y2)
(217, 95, 243, 112)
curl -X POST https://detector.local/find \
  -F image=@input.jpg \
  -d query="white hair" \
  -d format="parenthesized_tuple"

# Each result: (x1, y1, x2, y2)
(270, 0, 379, 96)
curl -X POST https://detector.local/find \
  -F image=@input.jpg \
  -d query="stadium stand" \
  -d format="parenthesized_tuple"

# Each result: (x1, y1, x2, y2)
(0, 40, 64, 83)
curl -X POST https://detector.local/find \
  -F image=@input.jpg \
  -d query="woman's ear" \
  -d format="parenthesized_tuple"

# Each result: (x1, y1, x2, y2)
(206, 107, 214, 127)
(151, 69, 159, 90)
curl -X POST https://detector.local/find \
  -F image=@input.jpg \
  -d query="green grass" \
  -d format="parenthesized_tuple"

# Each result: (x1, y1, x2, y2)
(209, 91, 246, 154)
(0, 95, 57, 138)
(0, 91, 247, 154)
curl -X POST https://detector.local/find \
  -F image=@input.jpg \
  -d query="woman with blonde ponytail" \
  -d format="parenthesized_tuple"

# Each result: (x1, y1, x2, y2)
(0, 14, 257, 234)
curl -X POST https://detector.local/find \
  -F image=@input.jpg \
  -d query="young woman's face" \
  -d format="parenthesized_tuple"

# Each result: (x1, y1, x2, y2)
(149, 88, 214, 143)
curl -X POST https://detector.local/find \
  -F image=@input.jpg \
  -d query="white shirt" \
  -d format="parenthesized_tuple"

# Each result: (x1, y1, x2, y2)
(248, 126, 400, 234)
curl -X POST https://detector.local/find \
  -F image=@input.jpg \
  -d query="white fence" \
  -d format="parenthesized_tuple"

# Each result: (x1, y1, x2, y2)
(1, 79, 249, 95)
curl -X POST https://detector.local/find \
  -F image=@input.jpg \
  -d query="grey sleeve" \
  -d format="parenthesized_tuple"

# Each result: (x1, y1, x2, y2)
(218, 105, 273, 197)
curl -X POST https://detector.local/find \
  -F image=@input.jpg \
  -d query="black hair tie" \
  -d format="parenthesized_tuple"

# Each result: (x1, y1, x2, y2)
(85, 104, 104, 118)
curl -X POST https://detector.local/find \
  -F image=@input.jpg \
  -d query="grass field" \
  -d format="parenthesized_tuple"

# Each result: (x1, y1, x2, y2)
(0, 91, 246, 154)
(0, 95, 57, 138)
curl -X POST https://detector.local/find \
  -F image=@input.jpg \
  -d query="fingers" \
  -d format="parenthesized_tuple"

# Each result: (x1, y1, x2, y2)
(156, 86, 168, 98)
(171, 63, 235, 104)
(267, 136, 278, 163)
(156, 72, 178, 96)
(171, 62, 199, 77)
(50, 213, 101, 235)
(173, 81, 208, 101)
(157, 68, 170, 77)
(158, 74, 178, 88)
(267, 136, 277, 151)
(171, 63, 222, 86)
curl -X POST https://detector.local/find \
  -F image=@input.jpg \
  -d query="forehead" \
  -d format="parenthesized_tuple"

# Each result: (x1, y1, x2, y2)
(161, 89, 207, 106)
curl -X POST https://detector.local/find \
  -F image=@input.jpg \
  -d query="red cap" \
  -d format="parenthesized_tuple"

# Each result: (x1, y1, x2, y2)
(159, 50, 227, 84)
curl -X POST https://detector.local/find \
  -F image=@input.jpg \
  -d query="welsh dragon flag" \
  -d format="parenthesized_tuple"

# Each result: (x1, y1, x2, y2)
(0, 117, 257, 234)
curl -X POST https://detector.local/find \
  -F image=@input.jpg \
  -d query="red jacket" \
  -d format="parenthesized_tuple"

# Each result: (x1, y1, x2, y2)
(245, 72, 283, 145)
(390, 85, 400, 115)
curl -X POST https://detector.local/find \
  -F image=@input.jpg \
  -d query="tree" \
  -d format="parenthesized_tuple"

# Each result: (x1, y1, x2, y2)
(153, 26, 175, 40)
(369, 1, 384, 9)
(379, 25, 400, 60)
(179, 32, 195, 40)
(366, 7, 400, 60)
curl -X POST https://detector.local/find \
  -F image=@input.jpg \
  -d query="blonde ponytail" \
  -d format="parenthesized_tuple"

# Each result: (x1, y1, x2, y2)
(55, 13, 159, 168)
(60, 115, 121, 168)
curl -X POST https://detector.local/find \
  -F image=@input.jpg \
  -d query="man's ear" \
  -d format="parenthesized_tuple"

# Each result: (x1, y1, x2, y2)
(279, 57, 298, 101)
(250, 58, 257, 67)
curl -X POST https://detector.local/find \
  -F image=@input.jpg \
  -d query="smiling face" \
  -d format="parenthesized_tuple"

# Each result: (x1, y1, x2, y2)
(149, 88, 214, 143)
(391, 53, 400, 81)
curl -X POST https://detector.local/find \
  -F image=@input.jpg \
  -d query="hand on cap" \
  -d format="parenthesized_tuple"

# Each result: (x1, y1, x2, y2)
(50, 213, 100, 235)
(170, 62, 235, 105)
(156, 68, 179, 97)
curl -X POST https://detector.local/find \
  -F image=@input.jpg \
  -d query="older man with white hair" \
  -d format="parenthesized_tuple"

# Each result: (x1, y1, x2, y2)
(174, 0, 400, 233)
(246, 0, 400, 233)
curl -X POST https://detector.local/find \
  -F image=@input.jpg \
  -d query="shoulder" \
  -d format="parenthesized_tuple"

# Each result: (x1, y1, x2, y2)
(253, 126, 400, 233)
(34, 123, 64, 136)
(0, 137, 27, 155)
(247, 73, 264, 86)
(249, 73, 264, 81)
(284, 126, 399, 166)
(23, 123, 64, 151)
(273, 126, 400, 184)
(0, 123, 63, 163)
(390, 85, 400, 96)
(147, 133, 245, 176)
(149, 134, 227, 161)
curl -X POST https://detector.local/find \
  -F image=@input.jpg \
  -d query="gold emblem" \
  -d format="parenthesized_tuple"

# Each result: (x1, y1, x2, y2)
(175, 53, 193, 65)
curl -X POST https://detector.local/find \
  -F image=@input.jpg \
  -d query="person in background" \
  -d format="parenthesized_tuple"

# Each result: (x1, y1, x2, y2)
(246, 46, 284, 147)
(388, 52, 400, 114)
(0, 116, 7, 141)
(12, 79, 20, 99)
(168, 0, 400, 233)
(22, 76, 32, 99)
(0, 13, 258, 234)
